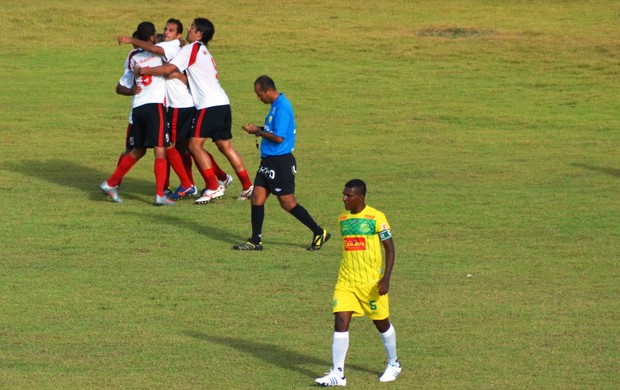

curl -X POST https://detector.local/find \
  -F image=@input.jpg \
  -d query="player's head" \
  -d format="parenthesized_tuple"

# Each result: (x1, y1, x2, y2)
(163, 18, 183, 41)
(135, 21, 156, 43)
(343, 179, 367, 212)
(345, 179, 367, 196)
(253, 75, 278, 104)
(190, 18, 214, 44)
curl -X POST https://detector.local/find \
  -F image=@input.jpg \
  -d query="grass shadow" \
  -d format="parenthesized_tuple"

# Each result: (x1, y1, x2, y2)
(123, 209, 244, 245)
(4, 158, 162, 203)
(572, 163, 620, 178)
(183, 331, 376, 380)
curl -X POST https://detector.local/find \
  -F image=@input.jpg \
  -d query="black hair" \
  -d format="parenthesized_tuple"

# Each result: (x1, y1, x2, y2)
(254, 75, 277, 91)
(193, 18, 214, 44)
(135, 21, 156, 42)
(345, 179, 367, 196)
(167, 18, 183, 35)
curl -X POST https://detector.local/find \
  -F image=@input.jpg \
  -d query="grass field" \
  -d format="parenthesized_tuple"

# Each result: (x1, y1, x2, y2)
(1, 1, 618, 389)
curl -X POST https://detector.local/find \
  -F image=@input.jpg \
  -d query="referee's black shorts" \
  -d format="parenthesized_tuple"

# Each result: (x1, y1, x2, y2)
(254, 153, 297, 196)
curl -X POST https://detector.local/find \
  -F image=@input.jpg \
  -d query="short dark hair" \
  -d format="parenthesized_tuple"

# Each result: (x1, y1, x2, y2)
(193, 18, 214, 44)
(167, 18, 183, 35)
(135, 21, 156, 42)
(254, 75, 276, 91)
(345, 179, 366, 196)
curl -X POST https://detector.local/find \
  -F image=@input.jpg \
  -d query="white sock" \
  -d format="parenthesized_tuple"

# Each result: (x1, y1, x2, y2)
(380, 324, 398, 364)
(332, 331, 349, 376)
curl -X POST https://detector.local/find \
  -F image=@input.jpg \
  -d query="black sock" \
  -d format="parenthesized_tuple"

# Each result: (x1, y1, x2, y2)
(251, 205, 264, 243)
(289, 204, 322, 236)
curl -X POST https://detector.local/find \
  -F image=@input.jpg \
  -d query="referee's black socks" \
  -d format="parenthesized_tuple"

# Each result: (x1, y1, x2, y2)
(289, 204, 323, 236)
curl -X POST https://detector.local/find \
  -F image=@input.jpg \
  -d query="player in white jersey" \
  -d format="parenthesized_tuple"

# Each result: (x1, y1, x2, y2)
(113, 35, 143, 186)
(118, 19, 233, 200)
(136, 17, 254, 204)
(100, 21, 175, 206)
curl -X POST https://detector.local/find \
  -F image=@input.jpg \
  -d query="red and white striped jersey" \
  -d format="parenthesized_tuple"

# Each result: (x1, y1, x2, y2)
(170, 41, 229, 109)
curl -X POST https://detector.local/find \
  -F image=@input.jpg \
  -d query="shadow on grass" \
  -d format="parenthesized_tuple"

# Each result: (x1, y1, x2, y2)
(122, 209, 245, 245)
(184, 331, 376, 380)
(5, 158, 157, 203)
(572, 163, 620, 178)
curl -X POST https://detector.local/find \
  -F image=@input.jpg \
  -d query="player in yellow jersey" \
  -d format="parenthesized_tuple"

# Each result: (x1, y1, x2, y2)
(315, 179, 401, 387)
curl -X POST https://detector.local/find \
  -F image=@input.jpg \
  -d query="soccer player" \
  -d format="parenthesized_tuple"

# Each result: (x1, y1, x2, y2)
(99, 21, 175, 206)
(233, 75, 330, 251)
(135, 17, 253, 204)
(315, 179, 401, 386)
(113, 31, 143, 186)
(118, 19, 203, 199)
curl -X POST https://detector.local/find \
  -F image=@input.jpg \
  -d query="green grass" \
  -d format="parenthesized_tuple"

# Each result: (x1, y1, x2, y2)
(1, 1, 618, 389)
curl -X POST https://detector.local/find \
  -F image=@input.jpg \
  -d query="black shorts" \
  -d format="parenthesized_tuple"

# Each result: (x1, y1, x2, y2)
(167, 107, 196, 144)
(254, 153, 296, 196)
(132, 103, 170, 148)
(191, 105, 232, 142)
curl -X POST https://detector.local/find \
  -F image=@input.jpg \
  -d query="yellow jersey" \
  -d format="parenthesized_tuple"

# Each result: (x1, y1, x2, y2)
(337, 205, 392, 287)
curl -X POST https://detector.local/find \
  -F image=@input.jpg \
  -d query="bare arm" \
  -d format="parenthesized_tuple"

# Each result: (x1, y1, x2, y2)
(134, 63, 179, 78)
(377, 237, 395, 295)
(241, 123, 284, 144)
(116, 83, 141, 96)
(166, 71, 188, 85)
(118, 35, 165, 56)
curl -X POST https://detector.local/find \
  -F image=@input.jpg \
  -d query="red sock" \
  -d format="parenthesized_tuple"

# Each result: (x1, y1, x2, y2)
(164, 160, 171, 190)
(116, 152, 125, 167)
(108, 154, 138, 187)
(182, 153, 195, 184)
(206, 151, 228, 181)
(201, 168, 219, 191)
(116, 152, 126, 186)
(167, 147, 192, 188)
(154, 158, 167, 196)
(237, 170, 252, 190)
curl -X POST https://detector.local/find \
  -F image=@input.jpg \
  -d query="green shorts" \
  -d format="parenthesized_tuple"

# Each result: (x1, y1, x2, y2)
(332, 281, 390, 320)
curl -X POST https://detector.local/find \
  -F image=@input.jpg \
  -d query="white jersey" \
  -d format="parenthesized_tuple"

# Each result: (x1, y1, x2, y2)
(156, 39, 194, 108)
(170, 41, 229, 109)
(128, 49, 166, 108)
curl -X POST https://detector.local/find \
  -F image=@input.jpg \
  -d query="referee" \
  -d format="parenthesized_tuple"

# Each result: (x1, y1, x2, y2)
(233, 75, 330, 251)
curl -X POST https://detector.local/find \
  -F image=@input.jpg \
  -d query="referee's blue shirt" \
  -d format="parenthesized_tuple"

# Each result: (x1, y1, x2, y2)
(260, 93, 296, 158)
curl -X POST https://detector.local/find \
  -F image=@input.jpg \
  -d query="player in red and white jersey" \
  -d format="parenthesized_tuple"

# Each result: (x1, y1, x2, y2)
(100, 21, 175, 206)
(137, 17, 254, 204)
(118, 19, 232, 200)
(114, 39, 142, 180)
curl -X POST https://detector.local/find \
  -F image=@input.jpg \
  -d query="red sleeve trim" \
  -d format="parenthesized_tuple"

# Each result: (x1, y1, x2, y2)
(188, 42, 201, 68)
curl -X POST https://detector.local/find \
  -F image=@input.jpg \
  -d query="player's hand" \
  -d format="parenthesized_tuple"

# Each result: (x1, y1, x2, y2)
(133, 66, 141, 77)
(117, 35, 132, 45)
(132, 85, 142, 95)
(377, 278, 390, 295)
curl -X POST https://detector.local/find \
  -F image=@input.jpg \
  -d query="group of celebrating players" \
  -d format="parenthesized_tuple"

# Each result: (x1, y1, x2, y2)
(100, 18, 253, 206)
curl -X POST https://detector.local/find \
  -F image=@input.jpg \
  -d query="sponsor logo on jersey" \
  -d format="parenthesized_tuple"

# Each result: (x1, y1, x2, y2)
(344, 237, 366, 251)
